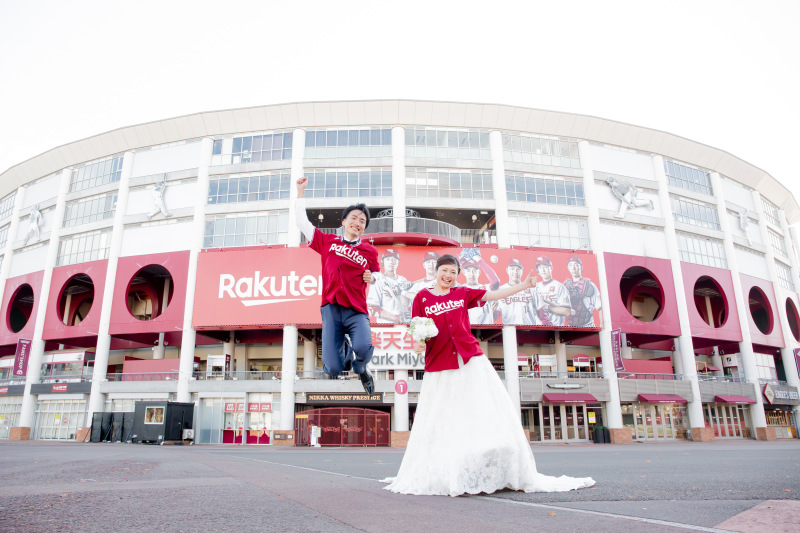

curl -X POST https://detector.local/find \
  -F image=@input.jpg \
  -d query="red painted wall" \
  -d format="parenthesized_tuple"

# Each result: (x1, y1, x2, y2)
(42, 260, 108, 342)
(739, 273, 784, 348)
(0, 271, 44, 347)
(680, 262, 742, 343)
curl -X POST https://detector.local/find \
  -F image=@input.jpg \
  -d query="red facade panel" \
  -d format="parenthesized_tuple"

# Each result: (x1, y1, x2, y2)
(680, 262, 742, 344)
(41, 260, 108, 342)
(739, 273, 784, 348)
(0, 271, 44, 348)
(603, 253, 681, 336)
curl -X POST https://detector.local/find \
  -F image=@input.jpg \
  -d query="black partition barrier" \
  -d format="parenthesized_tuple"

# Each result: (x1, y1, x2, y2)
(131, 401, 194, 444)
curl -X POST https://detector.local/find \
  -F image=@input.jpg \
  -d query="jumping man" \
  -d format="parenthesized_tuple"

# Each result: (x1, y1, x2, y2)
(295, 177, 379, 394)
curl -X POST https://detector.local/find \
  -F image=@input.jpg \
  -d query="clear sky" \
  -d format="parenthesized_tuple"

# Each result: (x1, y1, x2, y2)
(1, 0, 798, 206)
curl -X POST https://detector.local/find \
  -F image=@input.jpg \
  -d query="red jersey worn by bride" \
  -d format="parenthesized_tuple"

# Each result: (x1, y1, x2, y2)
(412, 286, 487, 372)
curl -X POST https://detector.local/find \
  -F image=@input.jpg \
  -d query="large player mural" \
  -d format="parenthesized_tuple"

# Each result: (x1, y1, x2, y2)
(192, 246, 601, 329)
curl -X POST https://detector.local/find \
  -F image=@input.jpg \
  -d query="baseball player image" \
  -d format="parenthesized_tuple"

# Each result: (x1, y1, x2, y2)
(530, 256, 572, 327)
(459, 248, 501, 325)
(496, 257, 537, 325)
(564, 255, 602, 327)
(368, 248, 411, 323)
(401, 251, 441, 320)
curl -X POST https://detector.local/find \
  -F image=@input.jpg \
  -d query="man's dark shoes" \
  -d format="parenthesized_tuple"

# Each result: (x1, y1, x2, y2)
(359, 368, 375, 395)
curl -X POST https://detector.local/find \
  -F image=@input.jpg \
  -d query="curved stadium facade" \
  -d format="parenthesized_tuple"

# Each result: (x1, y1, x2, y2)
(0, 100, 798, 445)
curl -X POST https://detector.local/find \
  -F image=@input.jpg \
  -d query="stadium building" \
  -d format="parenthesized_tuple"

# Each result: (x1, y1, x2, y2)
(0, 100, 798, 445)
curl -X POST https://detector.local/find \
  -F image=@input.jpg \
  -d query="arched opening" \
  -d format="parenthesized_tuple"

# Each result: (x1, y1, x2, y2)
(748, 287, 773, 335)
(619, 267, 664, 322)
(786, 298, 800, 342)
(58, 274, 95, 326)
(693, 276, 728, 328)
(126, 265, 174, 321)
(8, 284, 34, 333)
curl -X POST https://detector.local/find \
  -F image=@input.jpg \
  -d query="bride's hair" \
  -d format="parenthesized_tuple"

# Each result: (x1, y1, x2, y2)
(436, 254, 461, 274)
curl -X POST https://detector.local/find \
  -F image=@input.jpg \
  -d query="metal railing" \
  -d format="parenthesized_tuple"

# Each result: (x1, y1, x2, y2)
(697, 374, 751, 383)
(459, 229, 497, 244)
(617, 372, 687, 381)
(193, 371, 282, 381)
(0, 376, 26, 386)
(106, 372, 179, 382)
(519, 371, 605, 379)
(316, 216, 463, 242)
(758, 378, 789, 386)
(40, 374, 92, 383)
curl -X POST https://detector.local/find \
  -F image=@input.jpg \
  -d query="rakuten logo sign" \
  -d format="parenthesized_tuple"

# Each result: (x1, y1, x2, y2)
(218, 271, 322, 307)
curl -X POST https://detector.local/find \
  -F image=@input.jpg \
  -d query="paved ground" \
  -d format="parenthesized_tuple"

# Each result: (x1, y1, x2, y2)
(0, 439, 798, 532)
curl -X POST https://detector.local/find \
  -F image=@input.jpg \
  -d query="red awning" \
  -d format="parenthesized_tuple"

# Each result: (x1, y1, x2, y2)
(715, 395, 756, 404)
(705, 365, 722, 371)
(638, 393, 687, 404)
(542, 393, 598, 403)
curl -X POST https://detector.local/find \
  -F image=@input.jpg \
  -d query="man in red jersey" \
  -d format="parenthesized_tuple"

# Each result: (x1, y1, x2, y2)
(295, 177, 380, 394)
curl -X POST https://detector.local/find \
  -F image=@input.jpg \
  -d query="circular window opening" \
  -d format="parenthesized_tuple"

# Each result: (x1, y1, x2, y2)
(786, 298, 800, 342)
(620, 267, 664, 322)
(748, 287, 773, 335)
(58, 274, 95, 326)
(127, 265, 174, 321)
(693, 276, 728, 328)
(8, 284, 34, 333)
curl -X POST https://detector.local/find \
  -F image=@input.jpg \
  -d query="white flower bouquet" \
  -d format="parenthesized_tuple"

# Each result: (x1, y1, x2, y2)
(408, 316, 438, 342)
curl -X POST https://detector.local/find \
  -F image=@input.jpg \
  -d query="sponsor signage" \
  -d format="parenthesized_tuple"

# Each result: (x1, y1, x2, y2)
(247, 403, 272, 412)
(395, 380, 408, 395)
(306, 393, 383, 404)
(192, 247, 601, 329)
(368, 326, 424, 370)
(52, 384, 68, 393)
(13, 339, 32, 377)
(0, 387, 7, 395)
(763, 382, 800, 405)
(224, 402, 245, 412)
(610, 329, 625, 371)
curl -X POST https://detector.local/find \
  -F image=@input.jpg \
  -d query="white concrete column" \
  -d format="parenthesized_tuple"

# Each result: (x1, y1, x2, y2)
(287, 129, 306, 246)
(303, 338, 317, 378)
(391, 126, 407, 233)
(577, 141, 622, 428)
(554, 332, 567, 373)
(176, 137, 214, 402)
(393, 368, 409, 431)
(502, 325, 521, 415)
(711, 172, 768, 428)
(280, 325, 298, 430)
(652, 155, 704, 429)
(0, 187, 26, 317)
(86, 154, 135, 421)
(19, 168, 73, 428)
(489, 131, 510, 248)
(620, 333, 633, 360)
(776, 212, 800, 429)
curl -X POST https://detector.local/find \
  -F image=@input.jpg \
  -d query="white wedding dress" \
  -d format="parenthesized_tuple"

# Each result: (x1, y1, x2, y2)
(383, 354, 595, 497)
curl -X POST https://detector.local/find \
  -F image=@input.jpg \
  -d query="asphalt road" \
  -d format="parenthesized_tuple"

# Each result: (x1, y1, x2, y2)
(0, 440, 798, 532)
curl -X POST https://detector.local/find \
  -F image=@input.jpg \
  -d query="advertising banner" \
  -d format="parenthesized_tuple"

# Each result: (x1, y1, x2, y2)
(367, 325, 424, 370)
(611, 329, 625, 371)
(13, 339, 32, 377)
(193, 246, 601, 329)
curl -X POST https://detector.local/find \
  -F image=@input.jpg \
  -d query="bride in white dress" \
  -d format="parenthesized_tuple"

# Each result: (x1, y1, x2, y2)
(383, 254, 595, 497)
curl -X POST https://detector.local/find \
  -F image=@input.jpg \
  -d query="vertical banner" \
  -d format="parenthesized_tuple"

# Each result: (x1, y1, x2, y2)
(794, 348, 800, 379)
(610, 329, 625, 372)
(13, 339, 32, 377)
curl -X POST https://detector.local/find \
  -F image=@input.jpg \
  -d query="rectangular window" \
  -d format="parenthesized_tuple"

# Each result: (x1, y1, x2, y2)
(70, 155, 124, 193)
(676, 231, 727, 269)
(144, 406, 165, 424)
(57, 229, 112, 266)
(761, 197, 780, 227)
(0, 192, 16, 221)
(768, 229, 787, 258)
(211, 132, 293, 165)
(670, 195, 720, 230)
(203, 211, 289, 248)
(754, 353, 777, 380)
(502, 133, 580, 169)
(405, 128, 491, 160)
(208, 171, 291, 205)
(505, 173, 585, 206)
(303, 169, 391, 198)
(305, 128, 392, 158)
(775, 260, 794, 292)
(664, 159, 712, 196)
(406, 168, 493, 199)
(0, 224, 8, 250)
(63, 192, 117, 227)
(507, 212, 589, 249)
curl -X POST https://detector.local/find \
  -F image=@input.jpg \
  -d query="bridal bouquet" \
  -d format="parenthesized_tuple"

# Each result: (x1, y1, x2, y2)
(408, 316, 438, 342)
